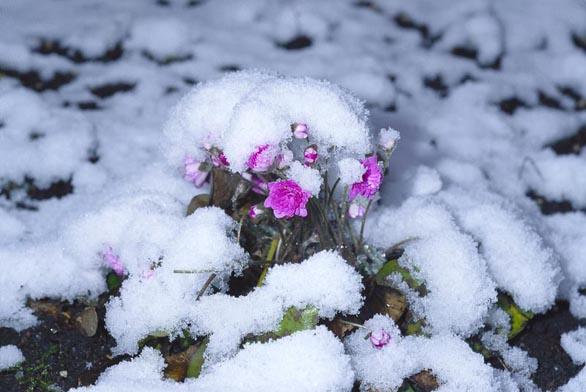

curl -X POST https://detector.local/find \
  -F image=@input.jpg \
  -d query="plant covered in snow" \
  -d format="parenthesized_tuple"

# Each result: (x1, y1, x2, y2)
(166, 71, 399, 268)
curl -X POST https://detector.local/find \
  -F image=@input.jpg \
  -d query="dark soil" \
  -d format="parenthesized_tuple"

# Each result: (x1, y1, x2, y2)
(514, 301, 586, 390)
(0, 296, 126, 392)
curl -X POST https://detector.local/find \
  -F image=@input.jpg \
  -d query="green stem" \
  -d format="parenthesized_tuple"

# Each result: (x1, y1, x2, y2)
(257, 237, 279, 287)
(359, 200, 373, 248)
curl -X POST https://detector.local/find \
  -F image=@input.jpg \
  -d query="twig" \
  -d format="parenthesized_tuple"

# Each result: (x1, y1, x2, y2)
(196, 273, 216, 301)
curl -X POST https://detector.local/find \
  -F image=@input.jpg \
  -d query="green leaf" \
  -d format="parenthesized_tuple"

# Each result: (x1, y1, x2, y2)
(376, 259, 427, 296)
(250, 306, 319, 344)
(398, 381, 418, 392)
(186, 338, 208, 379)
(275, 306, 319, 337)
(186, 194, 210, 216)
(497, 293, 533, 339)
(106, 272, 123, 292)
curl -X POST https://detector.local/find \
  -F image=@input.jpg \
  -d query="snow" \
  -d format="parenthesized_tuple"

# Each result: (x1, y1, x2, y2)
(338, 158, 366, 186)
(0, 345, 24, 370)
(286, 161, 323, 196)
(561, 327, 586, 365)
(73, 327, 354, 392)
(1, 0, 586, 390)
(188, 250, 363, 362)
(346, 315, 498, 391)
(366, 197, 497, 336)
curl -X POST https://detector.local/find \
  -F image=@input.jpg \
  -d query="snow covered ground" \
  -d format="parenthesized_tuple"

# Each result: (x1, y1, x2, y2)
(1, 0, 586, 390)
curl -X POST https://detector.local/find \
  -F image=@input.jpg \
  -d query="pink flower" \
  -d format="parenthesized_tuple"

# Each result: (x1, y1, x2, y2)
(348, 203, 366, 218)
(102, 247, 124, 276)
(349, 156, 383, 201)
(249, 204, 263, 219)
(183, 156, 208, 188)
(292, 123, 308, 139)
(304, 145, 318, 165)
(247, 144, 277, 172)
(370, 330, 391, 349)
(264, 179, 311, 218)
(211, 152, 229, 168)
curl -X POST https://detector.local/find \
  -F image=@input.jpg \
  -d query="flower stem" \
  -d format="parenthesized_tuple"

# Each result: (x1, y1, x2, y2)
(358, 199, 373, 249)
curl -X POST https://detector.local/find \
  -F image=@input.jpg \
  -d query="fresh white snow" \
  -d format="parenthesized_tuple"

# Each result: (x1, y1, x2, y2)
(1, 0, 586, 390)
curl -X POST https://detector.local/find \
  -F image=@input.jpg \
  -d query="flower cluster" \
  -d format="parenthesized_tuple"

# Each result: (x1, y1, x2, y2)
(180, 120, 398, 261)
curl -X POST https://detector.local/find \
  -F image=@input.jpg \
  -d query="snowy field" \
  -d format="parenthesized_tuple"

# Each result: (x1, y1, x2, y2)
(1, 0, 586, 391)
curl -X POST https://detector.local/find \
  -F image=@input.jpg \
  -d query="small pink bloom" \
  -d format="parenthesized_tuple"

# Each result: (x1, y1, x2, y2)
(370, 330, 391, 349)
(211, 152, 229, 168)
(304, 145, 318, 165)
(348, 203, 366, 218)
(249, 204, 263, 219)
(247, 144, 277, 172)
(292, 123, 308, 139)
(142, 269, 155, 279)
(264, 179, 311, 218)
(276, 149, 294, 169)
(184, 156, 208, 188)
(349, 156, 383, 201)
(102, 247, 124, 276)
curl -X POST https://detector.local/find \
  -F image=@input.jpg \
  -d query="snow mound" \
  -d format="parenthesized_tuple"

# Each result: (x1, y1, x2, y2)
(366, 197, 497, 336)
(73, 327, 354, 392)
(346, 315, 498, 392)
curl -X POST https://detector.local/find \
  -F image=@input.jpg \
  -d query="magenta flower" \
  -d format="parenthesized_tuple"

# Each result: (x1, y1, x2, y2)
(304, 145, 318, 165)
(102, 247, 124, 276)
(183, 156, 208, 188)
(349, 156, 383, 201)
(264, 179, 311, 218)
(247, 144, 277, 172)
(292, 123, 308, 139)
(370, 330, 391, 349)
(348, 203, 366, 218)
(248, 204, 263, 219)
(211, 152, 229, 168)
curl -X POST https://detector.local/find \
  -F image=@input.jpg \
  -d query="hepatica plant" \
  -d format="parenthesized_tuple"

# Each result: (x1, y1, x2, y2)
(167, 71, 400, 266)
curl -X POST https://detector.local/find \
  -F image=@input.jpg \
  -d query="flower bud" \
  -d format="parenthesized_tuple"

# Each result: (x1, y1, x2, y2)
(292, 123, 308, 139)
(304, 145, 318, 165)
(184, 155, 209, 188)
(378, 128, 400, 151)
(369, 329, 391, 349)
(102, 247, 124, 276)
(248, 204, 264, 219)
(211, 152, 229, 168)
(348, 203, 366, 218)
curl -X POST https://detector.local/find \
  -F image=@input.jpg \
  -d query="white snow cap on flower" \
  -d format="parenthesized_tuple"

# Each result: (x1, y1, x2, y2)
(164, 71, 372, 173)
(286, 161, 322, 196)
(338, 158, 366, 186)
(378, 127, 400, 150)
